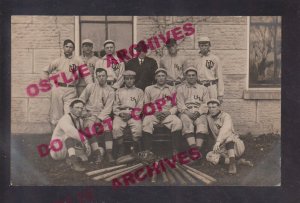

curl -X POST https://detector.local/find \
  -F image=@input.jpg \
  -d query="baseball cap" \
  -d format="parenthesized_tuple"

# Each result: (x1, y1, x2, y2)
(166, 38, 177, 47)
(207, 99, 221, 106)
(82, 39, 94, 45)
(198, 36, 210, 43)
(155, 68, 168, 75)
(103, 40, 115, 47)
(123, 70, 136, 76)
(184, 66, 198, 74)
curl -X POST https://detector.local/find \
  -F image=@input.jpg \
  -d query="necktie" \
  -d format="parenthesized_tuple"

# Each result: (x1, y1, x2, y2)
(140, 59, 143, 65)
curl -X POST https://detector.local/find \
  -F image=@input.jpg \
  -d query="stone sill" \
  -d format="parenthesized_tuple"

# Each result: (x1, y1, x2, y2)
(243, 89, 281, 100)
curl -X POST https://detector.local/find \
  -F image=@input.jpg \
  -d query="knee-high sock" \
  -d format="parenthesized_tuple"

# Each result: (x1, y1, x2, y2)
(184, 133, 196, 147)
(104, 131, 113, 150)
(65, 138, 76, 157)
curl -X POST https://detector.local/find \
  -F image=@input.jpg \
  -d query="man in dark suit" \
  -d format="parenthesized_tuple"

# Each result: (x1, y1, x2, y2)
(125, 40, 158, 90)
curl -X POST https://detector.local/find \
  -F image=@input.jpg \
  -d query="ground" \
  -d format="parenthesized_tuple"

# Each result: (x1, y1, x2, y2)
(10, 133, 280, 186)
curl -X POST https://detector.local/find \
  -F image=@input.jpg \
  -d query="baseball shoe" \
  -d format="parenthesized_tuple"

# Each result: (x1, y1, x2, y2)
(66, 155, 86, 172)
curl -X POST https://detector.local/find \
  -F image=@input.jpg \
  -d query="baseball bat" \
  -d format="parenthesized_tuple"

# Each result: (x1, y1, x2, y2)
(86, 164, 127, 176)
(161, 172, 169, 184)
(170, 168, 187, 185)
(182, 165, 217, 182)
(93, 163, 143, 180)
(165, 169, 176, 184)
(185, 169, 212, 185)
(104, 165, 145, 182)
(176, 164, 197, 184)
(151, 171, 157, 183)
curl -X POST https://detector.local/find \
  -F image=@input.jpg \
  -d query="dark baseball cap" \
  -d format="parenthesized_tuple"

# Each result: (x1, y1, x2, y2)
(166, 38, 177, 47)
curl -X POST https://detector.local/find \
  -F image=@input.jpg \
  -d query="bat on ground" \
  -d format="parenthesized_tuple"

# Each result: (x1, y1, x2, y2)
(165, 169, 176, 184)
(93, 163, 143, 180)
(182, 165, 217, 182)
(185, 169, 212, 185)
(161, 172, 169, 184)
(176, 164, 197, 184)
(86, 164, 127, 176)
(170, 168, 187, 185)
(104, 165, 145, 182)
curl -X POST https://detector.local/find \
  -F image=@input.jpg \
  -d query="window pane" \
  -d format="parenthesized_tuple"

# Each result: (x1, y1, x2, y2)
(81, 23, 106, 53)
(107, 23, 133, 51)
(249, 17, 281, 88)
(80, 16, 105, 21)
(107, 16, 132, 21)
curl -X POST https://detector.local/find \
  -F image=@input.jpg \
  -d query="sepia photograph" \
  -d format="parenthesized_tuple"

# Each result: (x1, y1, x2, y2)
(10, 15, 281, 187)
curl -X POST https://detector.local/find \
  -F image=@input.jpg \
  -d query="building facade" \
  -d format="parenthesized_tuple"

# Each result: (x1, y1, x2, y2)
(11, 16, 281, 135)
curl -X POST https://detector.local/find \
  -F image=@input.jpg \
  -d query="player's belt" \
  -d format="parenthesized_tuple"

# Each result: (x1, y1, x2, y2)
(199, 79, 217, 87)
(166, 80, 181, 86)
(57, 82, 76, 87)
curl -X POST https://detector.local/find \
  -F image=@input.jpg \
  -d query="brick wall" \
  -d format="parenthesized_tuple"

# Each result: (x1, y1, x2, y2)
(11, 16, 75, 134)
(11, 16, 281, 135)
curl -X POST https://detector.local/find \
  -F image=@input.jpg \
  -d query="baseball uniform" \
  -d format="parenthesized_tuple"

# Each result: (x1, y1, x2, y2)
(194, 52, 224, 99)
(44, 55, 93, 127)
(95, 54, 125, 89)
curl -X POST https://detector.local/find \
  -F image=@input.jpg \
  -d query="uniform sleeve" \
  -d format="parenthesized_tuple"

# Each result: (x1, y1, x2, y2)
(136, 89, 144, 110)
(79, 84, 91, 103)
(59, 117, 82, 142)
(97, 89, 115, 121)
(113, 90, 122, 116)
(216, 114, 234, 144)
(42, 58, 59, 79)
(168, 87, 177, 115)
(199, 87, 209, 115)
(215, 56, 224, 97)
(112, 62, 125, 89)
(144, 87, 152, 104)
(176, 86, 188, 113)
(78, 57, 93, 84)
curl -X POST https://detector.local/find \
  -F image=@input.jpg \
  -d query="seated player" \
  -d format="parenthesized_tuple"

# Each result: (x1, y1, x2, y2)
(206, 99, 245, 174)
(177, 67, 210, 152)
(80, 68, 115, 164)
(50, 99, 99, 172)
(113, 70, 144, 157)
(142, 68, 182, 155)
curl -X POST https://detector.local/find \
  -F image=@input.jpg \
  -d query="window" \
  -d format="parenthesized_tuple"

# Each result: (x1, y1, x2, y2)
(80, 16, 133, 57)
(249, 16, 281, 88)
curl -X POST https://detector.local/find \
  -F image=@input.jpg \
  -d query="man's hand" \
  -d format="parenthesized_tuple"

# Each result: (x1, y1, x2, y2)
(90, 115, 98, 122)
(217, 96, 223, 104)
(213, 141, 221, 152)
(160, 111, 171, 120)
(154, 112, 164, 121)
(120, 112, 131, 121)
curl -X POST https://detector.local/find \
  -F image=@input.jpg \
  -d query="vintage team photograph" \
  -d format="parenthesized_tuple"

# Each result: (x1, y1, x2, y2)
(11, 16, 281, 186)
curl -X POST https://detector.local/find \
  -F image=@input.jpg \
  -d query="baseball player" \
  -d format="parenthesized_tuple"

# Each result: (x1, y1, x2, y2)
(159, 38, 188, 86)
(79, 68, 115, 164)
(77, 39, 99, 95)
(112, 70, 144, 157)
(177, 67, 210, 151)
(194, 37, 224, 103)
(95, 40, 125, 90)
(43, 39, 93, 130)
(49, 99, 102, 171)
(206, 99, 245, 174)
(142, 68, 182, 154)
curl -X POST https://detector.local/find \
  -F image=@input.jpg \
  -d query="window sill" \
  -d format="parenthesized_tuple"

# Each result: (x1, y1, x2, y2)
(243, 89, 281, 100)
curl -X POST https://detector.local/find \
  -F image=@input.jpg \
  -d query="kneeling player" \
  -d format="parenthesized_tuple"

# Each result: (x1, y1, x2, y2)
(206, 99, 245, 174)
(50, 99, 103, 171)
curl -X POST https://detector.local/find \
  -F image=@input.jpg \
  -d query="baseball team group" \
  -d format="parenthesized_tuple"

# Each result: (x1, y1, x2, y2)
(40, 35, 248, 175)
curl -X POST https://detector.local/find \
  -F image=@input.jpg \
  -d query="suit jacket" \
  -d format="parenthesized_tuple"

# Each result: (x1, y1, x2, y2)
(125, 56, 158, 90)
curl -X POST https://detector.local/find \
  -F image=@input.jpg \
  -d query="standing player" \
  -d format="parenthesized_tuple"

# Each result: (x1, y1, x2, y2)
(95, 40, 125, 90)
(43, 39, 93, 130)
(159, 38, 187, 86)
(177, 67, 210, 152)
(78, 39, 99, 95)
(142, 68, 182, 154)
(79, 68, 115, 164)
(112, 70, 144, 157)
(195, 37, 224, 103)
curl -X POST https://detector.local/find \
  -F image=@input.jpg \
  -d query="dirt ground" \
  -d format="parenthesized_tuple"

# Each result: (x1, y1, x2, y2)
(10, 133, 280, 186)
